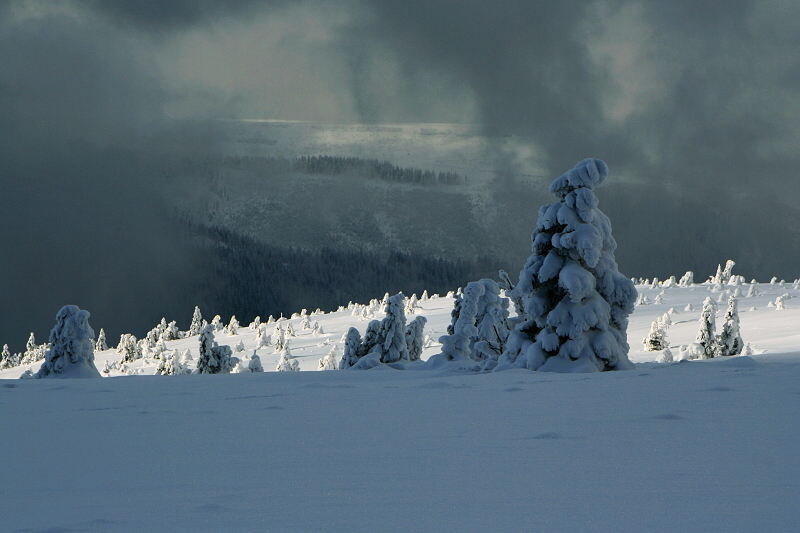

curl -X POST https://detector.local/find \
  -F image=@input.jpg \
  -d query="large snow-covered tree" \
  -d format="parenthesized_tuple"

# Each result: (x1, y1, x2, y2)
(34, 305, 101, 378)
(497, 158, 637, 372)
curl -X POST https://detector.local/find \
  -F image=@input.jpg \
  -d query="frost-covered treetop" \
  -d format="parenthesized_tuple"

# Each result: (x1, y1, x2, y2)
(548, 158, 608, 197)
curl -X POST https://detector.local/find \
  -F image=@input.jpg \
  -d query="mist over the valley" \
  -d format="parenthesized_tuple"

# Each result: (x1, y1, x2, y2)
(2, 1, 800, 351)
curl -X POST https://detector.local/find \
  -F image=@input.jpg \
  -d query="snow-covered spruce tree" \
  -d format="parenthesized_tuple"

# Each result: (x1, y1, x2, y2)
(196, 324, 238, 374)
(717, 297, 743, 356)
(497, 158, 637, 372)
(377, 293, 408, 363)
(25, 332, 37, 360)
(339, 327, 363, 369)
(273, 324, 286, 352)
(357, 320, 383, 359)
(34, 305, 101, 378)
(95, 328, 108, 351)
(439, 286, 479, 361)
(0, 344, 11, 369)
(188, 306, 204, 336)
(438, 279, 510, 365)
(696, 297, 719, 359)
(226, 315, 240, 336)
(405, 294, 419, 315)
(642, 316, 669, 351)
(405, 316, 428, 362)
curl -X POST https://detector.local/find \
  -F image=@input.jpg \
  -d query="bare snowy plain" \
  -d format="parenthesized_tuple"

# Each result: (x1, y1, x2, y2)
(2, 278, 800, 533)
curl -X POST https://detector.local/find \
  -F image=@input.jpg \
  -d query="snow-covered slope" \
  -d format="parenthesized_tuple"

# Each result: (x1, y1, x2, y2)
(2, 280, 799, 532)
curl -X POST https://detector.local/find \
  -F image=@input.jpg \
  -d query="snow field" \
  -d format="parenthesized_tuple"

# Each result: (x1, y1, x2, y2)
(2, 281, 800, 531)
(1, 349, 799, 532)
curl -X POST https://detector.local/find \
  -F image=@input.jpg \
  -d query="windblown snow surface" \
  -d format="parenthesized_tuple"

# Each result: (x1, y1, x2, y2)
(2, 281, 799, 532)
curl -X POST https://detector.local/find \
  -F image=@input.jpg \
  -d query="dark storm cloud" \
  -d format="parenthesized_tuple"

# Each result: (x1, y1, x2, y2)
(0, 7, 205, 351)
(354, 0, 800, 195)
(87, 0, 277, 31)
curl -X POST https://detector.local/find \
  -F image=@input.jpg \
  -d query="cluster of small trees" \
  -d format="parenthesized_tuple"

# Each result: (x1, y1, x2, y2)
(694, 296, 744, 358)
(0, 332, 48, 370)
(339, 293, 428, 369)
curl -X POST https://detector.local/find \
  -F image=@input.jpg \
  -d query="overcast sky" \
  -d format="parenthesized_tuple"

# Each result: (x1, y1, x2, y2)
(2, 0, 799, 348)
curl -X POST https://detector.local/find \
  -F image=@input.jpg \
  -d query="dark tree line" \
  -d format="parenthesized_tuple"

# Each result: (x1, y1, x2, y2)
(173, 154, 464, 186)
(292, 155, 463, 185)
(187, 224, 505, 327)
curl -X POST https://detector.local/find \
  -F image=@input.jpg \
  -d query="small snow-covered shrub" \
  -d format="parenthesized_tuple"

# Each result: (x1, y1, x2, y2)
(655, 348, 673, 364)
(276, 344, 299, 372)
(248, 353, 264, 372)
(678, 343, 705, 361)
(318, 346, 339, 370)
